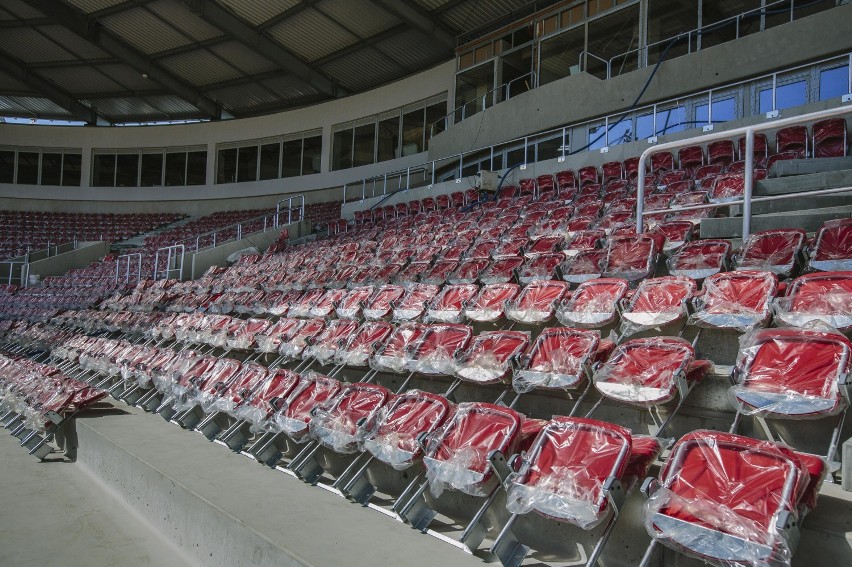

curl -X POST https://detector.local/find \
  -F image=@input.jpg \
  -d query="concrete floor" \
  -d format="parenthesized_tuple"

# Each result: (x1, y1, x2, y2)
(0, 421, 195, 567)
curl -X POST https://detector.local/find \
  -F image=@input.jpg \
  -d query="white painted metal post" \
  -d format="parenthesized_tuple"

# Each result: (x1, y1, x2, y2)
(742, 128, 755, 239)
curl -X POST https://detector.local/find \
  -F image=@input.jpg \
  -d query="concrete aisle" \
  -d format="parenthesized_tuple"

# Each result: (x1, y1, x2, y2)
(0, 423, 195, 567)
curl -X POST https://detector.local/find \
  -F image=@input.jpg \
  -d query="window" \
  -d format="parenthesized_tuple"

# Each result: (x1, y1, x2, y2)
(587, 3, 640, 78)
(425, 101, 447, 145)
(16, 151, 39, 185)
(332, 128, 353, 170)
(402, 107, 425, 156)
(259, 143, 280, 180)
(696, 97, 738, 125)
(186, 151, 206, 185)
(62, 154, 81, 186)
(141, 153, 164, 186)
(820, 65, 849, 100)
(538, 26, 585, 86)
(607, 115, 634, 146)
(377, 114, 400, 162)
(40, 152, 62, 186)
(0, 150, 13, 183)
(115, 153, 139, 187)
(759, 79, 808, 113)
(92, 154, 116, 187)
(282, 139, 303, 178)
(302, 135, 321, 175)
(636, 106, 687, 139)
(217, 148, 237, 184)
(236, 145, 258, 183)
(165, 152, 187, 186)
(353, 122, 376, 167)
(648, 0, 696, 64)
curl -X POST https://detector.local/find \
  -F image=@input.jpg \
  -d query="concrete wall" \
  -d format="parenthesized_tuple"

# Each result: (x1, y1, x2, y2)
(25, 241, 110, 284)
(428, 4, 852, 157)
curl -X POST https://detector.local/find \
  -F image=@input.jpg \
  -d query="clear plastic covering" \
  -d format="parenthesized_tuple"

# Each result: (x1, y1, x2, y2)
(369, 322, 428, 374)
(668, 239, 731, 280)
(506, 417, 631, 529)
(479, 257, 524, 285)
(302, 319, 359, 366)
(363, 285, 406, 320)
(454, 330, 530, 384)
(448, 259, 489, 285)
(729, 327, 850, 418)
(517, 253, 563, 284)
(514, 327, 600, 392)
(709, 174, 745, 203)
(603, 236, 657, 282)
(620, 276, 697, 333)
(772, 272, 852, 331)
(505, 280, 569, 324)
(690, 271, 777, 331)
(272, 372, 341, 441)
(735, 229, 806, 276)
(336, 286, 374, 319)
(362, 390, 450, 470)
(278, 318, 326, 359)
(645, 430, 825, 567)
(421, 260, 459, 285)
(423, 403, 522, 497)
(593, 337, 698, 406)
(309, 383, 390, 454)
(256, 318, 303, 354)
(234, 369, 300, 426)
(425, 283, 479, 323)
(225, 318, 272, 352)
(405, 323, 473, 376)
(809, 219, 852, 272)
(561, 250, 605, 284)
(334, 321, 394, 367)
(393, 284, 439, 321)
(464, 283, 520, 322)
(209, 363, 269, 414)
(556, 278, 629, 327)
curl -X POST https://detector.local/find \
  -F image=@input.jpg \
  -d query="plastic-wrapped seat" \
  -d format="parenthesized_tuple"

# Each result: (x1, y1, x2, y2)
(653, 221, 696, 254)
(730, 328, 850, 421)
(335, 286, 374, 319)
(479, 256, 523, 285)
(492, 417, 661, 567)
(505, 280, 569, 324)
(709, 174, 745, 203)
(271, 372, 342, 444)
(363, 284, 406, 320)
(464, 283, 520, 322)
(369, 322, 429, 375)
(602, 235, 658, 282)
(678, 145, 704, 173)
(809, 218, 852, 272)
(513, 327, 601, 393)
(393, 284, 440, 321)
(620, 276, 697, 334)
(738, 133, 770, 166)
(667, 239, 731, 280)
(561, 250, 606, 284)
(812, 118, 847, 158)
(278, 318, 327, 360)
(642, 430, 826, 567)
(773, 271, 852, 331)
(256, 318, 304, 354)
(449, 258, 490, 285)
(405, 323, 473, 376)
(302, 319, 360, 367)
(734, 228, 806, 276)
(516, 252, 563, 284)
(425, 284, 479, 323)
(593, 337, 709, 408)
(454, 330, 530, 385)
(690, 271, 778, 331)
(776, 125, 809, 158)
(708, 140, 736, 166)
(556, 278, 629, 328)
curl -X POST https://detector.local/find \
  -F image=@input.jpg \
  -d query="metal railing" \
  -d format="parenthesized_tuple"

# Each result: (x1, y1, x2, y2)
(193, 210, 282, 252)
(275, 194, 305, 228)
(579, 50, 611, 79)
(343, 51, 852, 203)
(635, 105, 852, 239)
(0, 260, 29, 287)
(153, 244, 184, 281)
(115, 252, 142, 284)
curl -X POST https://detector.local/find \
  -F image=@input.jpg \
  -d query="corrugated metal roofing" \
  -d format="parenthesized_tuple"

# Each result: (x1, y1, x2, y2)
(95, 63, 161, 92)
(206, 82, 282, 112)
(0, 95, 74, 118)
(101, 7, 194, 55)
(215, 0, 301, 27)
(322, 48, 400, 92)
(148, 0, 224, 43)
(267, 8, 359, 62)
(38, 25, 111, 60)
(208, 41, 277, 76)
(37, 65, 126, 94)
(66, 0, 127, 14)
(159, 49, 243, 88)
(318, 0, 399, 39)
(0, 26, 75, 63)
(1, 0, 50, 20)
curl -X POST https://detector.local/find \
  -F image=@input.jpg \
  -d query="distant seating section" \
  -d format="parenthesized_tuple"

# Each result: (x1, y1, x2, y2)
(1, 116, 851, 567)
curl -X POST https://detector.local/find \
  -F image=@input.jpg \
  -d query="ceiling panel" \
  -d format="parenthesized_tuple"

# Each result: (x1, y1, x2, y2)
(100, 6, 194, 55)
(0, 26, 75, 63)
(266, 8, 358, 62)
(317, 0, 399, 39)
(158, 49, 243, 87)
(214, 0, 301, 27)
(37, 65, 126, 94)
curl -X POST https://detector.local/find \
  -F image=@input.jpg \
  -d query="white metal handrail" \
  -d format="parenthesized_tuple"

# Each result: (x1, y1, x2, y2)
(193, 211, 280, 252)
(153, 244, 184, 281)
(115, 252, 142, 284)
(275, 194, 305, 228)
(635, 105, 852, 239)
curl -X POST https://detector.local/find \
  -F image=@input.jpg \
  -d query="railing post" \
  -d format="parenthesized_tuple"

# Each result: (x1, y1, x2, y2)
(212, 232, 217, 248)
(636, 154, 648, 233)
(431, 161, 436, 186)
(743, 128, 755, 240)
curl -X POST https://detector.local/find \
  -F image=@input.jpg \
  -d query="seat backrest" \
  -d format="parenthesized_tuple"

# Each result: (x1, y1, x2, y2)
(776, 125, 808, 157)
(812, 118, 847, 158)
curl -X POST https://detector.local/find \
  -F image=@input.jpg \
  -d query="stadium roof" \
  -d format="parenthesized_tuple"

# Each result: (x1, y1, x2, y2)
(0, 0, 560, 125)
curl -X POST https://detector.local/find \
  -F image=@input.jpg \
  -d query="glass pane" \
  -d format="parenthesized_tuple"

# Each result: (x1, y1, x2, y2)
(332, 129, 353, 170)
(115, 153, 139, 187)
(217, 148, 237, 184)
(501, 47, 533, 100)
(648, 0, 696, 63)
(588, 125, 608, 151)
(539, 26, 585, 86)
(536, 134, 562, 161)
(454, 64, 494, 121)
(635, 113, 655, 140)
(259, 143, 280, 180)
(424, 102, 446, 146)
(0, 150, 13, 183)
(760, 80, 808, 113)
(377, 115, 400, 162)
(62, 153, 81, 187)
(402, 107, 425, 156)
(607, 116, 634, 146)
(140, 153, 164, 186)
(700, 1, 762, 49)
(820, 65, 849, 100)
(237, 145, 258, 182)
(696, 97, 737, 125)
(282, 139, 302, 177)
(186, 151, 206, 185)
(588, 3, 641, 78)
(92, 154, 115, 187)
(165, 152, 186, 186)
(16, 151, 39, 185)
(506, 145, 526, 166)
(353, 122, 376, 167)
(657, 106, 686, 136)
(40, 152, 62, 185)
(302, 135, 322, 175)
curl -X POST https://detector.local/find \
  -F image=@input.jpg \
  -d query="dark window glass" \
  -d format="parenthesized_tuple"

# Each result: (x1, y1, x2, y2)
(820, 66, 849, 101)
(377, 116, 400, 162)
(92, 154, 115, 187)
(62, 154, 81, 186)
(454, 64, 494, 121)
(186, 151, 206, 185)
(165, 152, 186, 186)
(402, 107, 425, 156)
(424, 102, 446, 147)
(217, 148, 237, 184)
(588, 3, 641, 78)
(332, 129, 353, 170)
(282, 139, 302, 178)
(302, 136, 321, 175)
(0, 151, 13, 183)
(353, 122, 376, 167)
(237, 145, 258, 182)
(140, 153, 163, 186)
(40, 152, 62, 185)
(115, 153, 139, 187)
(539, 26, 584, 87)
(16, 151, 39, 185)
(259, 143, 280, 180)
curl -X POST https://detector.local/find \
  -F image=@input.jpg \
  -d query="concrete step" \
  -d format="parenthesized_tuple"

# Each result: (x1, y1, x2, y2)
(769, 157, 852, 178)
(700, 205, 852, 238)
(755, 167, 852, 196)
(730, 193, 852, 216)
